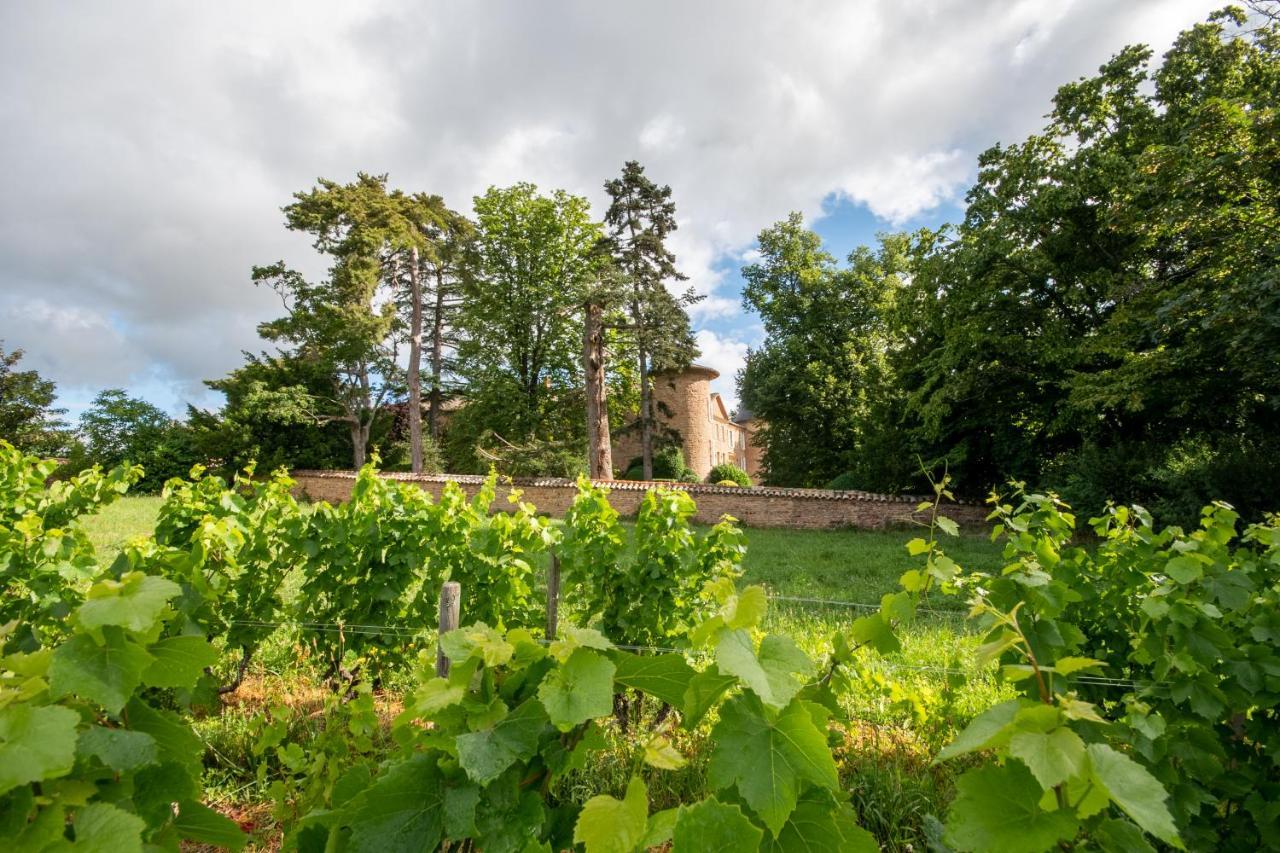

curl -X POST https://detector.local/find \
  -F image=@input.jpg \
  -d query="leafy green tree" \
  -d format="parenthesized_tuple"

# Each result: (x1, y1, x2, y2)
(0, 342, 69, 454)
(603, 161, 700, 480)
(450, 183, 601, 473)
(738, 215, 912, 488)
(75, 389, 197, 490)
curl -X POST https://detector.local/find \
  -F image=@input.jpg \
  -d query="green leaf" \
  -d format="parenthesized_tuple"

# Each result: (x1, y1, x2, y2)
(0, 704, 79, 795)
(174, 800, 247, 852)
(574, 776, 648, 853)
(848, 613, 901, 654)
(643, 735, 686, 770)
(443, 785, 481, 840)
(906, 537, 931, 556)
(142, 635, 219, 689)
(762, 798, 878, 853)
(343, 753, 445, 853)
(132, 762, 199, 827)
(455, 699, 547, 786)
(124, 698, 204, 777)
(640, 808, 679, 850)
(50, 627, 154, 714)
(1094, 818, 1157, 853)
(1086, 744, 1182, 849)
(724, 586, 768, 630)
(76, 726, 157, 773)
(681, 668, 738, 729)
(715, 631, 813, 710)
(707, 695, 839, 836)
(671, 798, 763, 852)
(612, 652, 695, 708)
(69, 802, 146, 853)
(549, 626, 614, 663)
(936, 516, 960, 537)
(937, 699, 1024, 761)
(944, 763, 1079, 853)
(77, 572, 181, 634)
(400, 678, 467, 721)
(537, 648, 616, 732)
(440, 624, 513, 668)
(1009, 727, 1087, 789)
(1052, 656, 1105, 676)
(1164, 556, 1202, 584)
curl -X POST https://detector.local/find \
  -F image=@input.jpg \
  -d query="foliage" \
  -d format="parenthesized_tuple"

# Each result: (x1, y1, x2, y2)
(451, 183, 602, 470)
(75, 389, 198, 492)
(707, 463, 751, 487)
(851, 471, 1280, 851)
(297, 585, 877, 852)
(0, 441, 245, 851)
(602, 161, 700, 480)
(0, 343, 68, 455)
(888, 8, 1280, 521)
(739, 217, 914, 490)
(826, 471, 860, 491)
(559, 480, 745, 653)
(621, 445, 695, 482)
(0, 440, 141, 649)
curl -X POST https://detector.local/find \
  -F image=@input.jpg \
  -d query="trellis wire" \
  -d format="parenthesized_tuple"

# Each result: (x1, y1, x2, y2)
(228, 619, 1154, 690)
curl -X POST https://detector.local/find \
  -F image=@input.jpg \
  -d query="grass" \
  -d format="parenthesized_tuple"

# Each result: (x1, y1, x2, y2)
(78, 495, 1009, 851)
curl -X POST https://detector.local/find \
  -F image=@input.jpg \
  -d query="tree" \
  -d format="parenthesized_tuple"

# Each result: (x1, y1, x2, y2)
(452, 183, 602, 472)
(603, 161, 700, 480)
(0, 343, 68, 454)
(890, 5, 1280, 520)
(76, 389, 198, 489)
(738, 215, 911, 488)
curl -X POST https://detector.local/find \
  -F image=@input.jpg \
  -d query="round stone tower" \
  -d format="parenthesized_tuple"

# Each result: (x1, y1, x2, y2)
(650, 364, 718, 479)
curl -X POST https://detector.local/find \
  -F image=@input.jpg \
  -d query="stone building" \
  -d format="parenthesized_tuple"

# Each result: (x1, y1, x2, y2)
(612, 364, 764, 481)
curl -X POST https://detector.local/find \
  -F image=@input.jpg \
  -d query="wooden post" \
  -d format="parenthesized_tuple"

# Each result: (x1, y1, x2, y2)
(436, 581, 460, 678)
(546, 551, 561, 640)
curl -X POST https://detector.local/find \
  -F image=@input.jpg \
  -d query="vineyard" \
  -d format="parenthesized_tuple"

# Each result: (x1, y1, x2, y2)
(3, 439, 1279, 851)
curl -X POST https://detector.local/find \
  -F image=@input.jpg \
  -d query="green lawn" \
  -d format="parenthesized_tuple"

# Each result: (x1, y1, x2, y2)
(81, 495, 165, 562)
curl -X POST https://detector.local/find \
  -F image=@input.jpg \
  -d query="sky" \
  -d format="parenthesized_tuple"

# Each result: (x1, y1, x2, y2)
(0, 0, 1219, 420)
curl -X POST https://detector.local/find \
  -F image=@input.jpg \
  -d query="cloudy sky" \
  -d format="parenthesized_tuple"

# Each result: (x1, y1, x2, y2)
(0, 0, 1217, 418)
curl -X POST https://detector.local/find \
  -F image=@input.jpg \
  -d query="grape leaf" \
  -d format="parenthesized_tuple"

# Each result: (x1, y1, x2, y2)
(343, 753, 445, 853)
(174, 800, 247, 852)
(440, 624, 513, 668)
(707, 695, 839, 836)
(944, 763, 1079, 853)
(124, 698, 204, 777)
(50, 627, 154, 714)
(937, 699, 1024, 761)
(70, 802, 147, 853)
(671, 798, 763, 852)
(847, 613, 901, 654)
(681, 668, 737, 729)
(1087, 744, 1183, 849)
(761, 798, 878, 853)
(76, 726, 158, 773)
(724, 586, 768, 630)
(640, 808, 679, 849)
(1009, 727, 1087, 789)
(643, 735, 686, 770)
(574, 776, 648, 853)
(714, 631, 813, 710)
(537, 649, 615, 732)
(455, 699, 547, 786)
(142, 636, 219, 689)
(612, 652, 695, 708)
(77, 572, 180, 634)
(132, 761, 199, 827)
(0, 704, 79, 795)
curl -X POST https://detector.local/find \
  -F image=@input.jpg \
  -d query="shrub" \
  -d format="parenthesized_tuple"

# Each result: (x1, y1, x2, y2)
(707, 462, 751, 487)
(622, 444, 696, 482)
(827, 471, 860, 491)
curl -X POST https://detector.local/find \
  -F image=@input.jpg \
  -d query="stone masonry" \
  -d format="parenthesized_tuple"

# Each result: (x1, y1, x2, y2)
(291, 470, 989, 530)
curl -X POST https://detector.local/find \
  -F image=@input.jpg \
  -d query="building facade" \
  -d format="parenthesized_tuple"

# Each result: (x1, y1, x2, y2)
(612, 364, 764, 481)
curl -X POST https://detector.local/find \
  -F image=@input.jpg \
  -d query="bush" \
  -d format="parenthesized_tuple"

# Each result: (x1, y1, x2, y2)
(826, 471, 860, 491)
(707, 462, 751, 487)
(622, 444, 696, 482)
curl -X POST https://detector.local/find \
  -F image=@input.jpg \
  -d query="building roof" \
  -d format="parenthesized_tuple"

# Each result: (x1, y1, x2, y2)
(733, 406, 755, 424)
(655, 362, 720, 380)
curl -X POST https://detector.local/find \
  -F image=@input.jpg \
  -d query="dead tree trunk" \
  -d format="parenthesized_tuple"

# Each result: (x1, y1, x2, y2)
(583, 300, 612, 479)
(407, 246, 425, 473)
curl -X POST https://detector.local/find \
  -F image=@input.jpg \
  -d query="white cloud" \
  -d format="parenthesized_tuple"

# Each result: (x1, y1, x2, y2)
(0, 0, 1220, 413)
(695, 329, 750, 411)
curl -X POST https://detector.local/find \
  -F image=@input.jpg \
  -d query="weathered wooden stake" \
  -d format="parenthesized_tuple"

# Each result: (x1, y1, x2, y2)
(546, 551, 561, 640)
(436, 581, 461, 677)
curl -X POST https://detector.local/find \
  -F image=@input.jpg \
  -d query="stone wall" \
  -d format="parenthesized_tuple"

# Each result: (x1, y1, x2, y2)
(291, 470, 989, 531)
